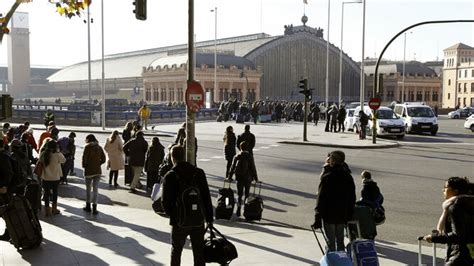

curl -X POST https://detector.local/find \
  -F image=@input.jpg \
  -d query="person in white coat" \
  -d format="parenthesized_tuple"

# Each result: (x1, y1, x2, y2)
(40, 140, 66, 216)
(104, 130, 125, 188)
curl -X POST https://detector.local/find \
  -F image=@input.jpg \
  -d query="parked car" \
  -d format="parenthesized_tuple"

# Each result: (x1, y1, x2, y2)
(393, 103, 438, 135)
(354, 106, 405, 139)
(344, 108, 356, 131)
(464, 114, 474, 132)
(447, 107, 474, 119)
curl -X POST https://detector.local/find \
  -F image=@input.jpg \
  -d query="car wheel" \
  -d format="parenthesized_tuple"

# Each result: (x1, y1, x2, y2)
(454, 115, 459, 119)
(396, 134, 405, 139)
(431, 130, 437, 136)
(470, 125, 474, 132)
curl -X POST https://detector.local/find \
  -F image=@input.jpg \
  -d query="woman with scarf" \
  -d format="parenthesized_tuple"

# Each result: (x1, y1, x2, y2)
(423, 177, 474, 265)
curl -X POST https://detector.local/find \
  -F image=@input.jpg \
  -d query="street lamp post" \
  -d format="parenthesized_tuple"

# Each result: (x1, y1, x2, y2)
(101, 0, 105, 130)
(87, 4, 91, 103)
(210, 7, 217, 106)
(339, 1, 362, 107)
(402, 31, 412, 103)
(360, 0, 366, 109)
(325, 0, 330, 109)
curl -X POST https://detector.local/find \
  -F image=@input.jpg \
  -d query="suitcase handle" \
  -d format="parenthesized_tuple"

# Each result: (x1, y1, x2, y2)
(417, 235, 437, 266)
(311, 225, 325, 255)
(251, 181, 262, 196)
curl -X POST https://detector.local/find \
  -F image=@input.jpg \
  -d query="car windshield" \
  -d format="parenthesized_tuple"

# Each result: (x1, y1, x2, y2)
(348, 110, 354, 117)
(376, 109, 398, 119)
(407, 107, 434, 117)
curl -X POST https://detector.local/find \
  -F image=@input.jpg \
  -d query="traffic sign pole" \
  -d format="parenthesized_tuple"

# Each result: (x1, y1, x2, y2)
(186, 0, 196, 165)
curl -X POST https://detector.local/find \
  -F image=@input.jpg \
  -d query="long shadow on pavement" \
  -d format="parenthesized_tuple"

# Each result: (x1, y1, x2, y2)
(376, 240, 444, 265)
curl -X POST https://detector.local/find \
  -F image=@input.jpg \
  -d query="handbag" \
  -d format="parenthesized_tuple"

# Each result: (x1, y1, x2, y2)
(33, 160, 44, 177)
(151, 182, 168, 217)
(204, 224, 238, 265)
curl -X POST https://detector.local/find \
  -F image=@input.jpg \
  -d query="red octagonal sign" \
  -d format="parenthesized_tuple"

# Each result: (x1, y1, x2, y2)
(186, 80, 204, 113)
(368, 97, 382, 110)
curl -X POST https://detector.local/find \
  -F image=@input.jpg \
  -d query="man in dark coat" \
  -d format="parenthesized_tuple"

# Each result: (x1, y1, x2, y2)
(236, 124, 256, 155)
(0, 140, 13, 241)
(162, 145, 213, 266)
(313, 150, 356, 252)
(123, 131, 148, 192)
(337, 106, 347, 132)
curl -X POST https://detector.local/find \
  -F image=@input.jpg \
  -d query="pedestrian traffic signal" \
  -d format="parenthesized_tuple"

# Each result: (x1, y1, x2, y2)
(298, 78, 308, 92)
(1, 94, 13, 119)
(133, 0, 147, 20)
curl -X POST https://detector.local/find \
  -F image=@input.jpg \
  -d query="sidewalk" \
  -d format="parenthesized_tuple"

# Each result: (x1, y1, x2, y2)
(30, 120, 400, 149)
(0, 196, 445, 265)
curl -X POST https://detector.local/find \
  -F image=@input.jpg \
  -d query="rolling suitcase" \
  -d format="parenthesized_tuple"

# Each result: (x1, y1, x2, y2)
(215, 180, 235, 220)
(1, 195, 42, 250)
(236, 114, 245, 124)
(243, 181, 263, 221)
(347, 221, 379, 266)
(311, 225, 352, 266)
(24, 177, 42, 216)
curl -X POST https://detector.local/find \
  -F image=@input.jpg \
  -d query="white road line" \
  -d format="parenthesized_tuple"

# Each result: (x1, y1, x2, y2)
(401, 142, 474, 146)
(253, 149, 260, 152)
(197, 159, 212, 162)
(269, 144, 280, 147)
(260, 146, 270, 149)
(211, 156, 224, 159)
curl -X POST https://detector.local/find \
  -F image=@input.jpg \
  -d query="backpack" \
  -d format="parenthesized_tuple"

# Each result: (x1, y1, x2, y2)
(7, 154, 27, 191)
(234, 154, 249, 177)
(57, 137, 70, 155)
(176, 170, 205, 228)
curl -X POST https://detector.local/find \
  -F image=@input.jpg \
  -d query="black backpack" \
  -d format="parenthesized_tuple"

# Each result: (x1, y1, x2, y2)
(234, 154, 249, 177)
(7, 154, 27, 192)
(176, 170, 205, 228)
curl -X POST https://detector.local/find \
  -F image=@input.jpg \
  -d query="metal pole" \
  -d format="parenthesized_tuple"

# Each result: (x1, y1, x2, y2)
(339, 2, 344, 107)
(402, 32, 406, 103)
(101, 0, 105, 130)
(213, 7, 217, 106)
(325, 0, 330, 108)
(186, 0, 196, 165)
(87, 4, 91, 103)
(360, 0, 366, 109)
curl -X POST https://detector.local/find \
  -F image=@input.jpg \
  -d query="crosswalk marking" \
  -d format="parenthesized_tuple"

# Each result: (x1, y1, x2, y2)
(211, 156, 224, 159)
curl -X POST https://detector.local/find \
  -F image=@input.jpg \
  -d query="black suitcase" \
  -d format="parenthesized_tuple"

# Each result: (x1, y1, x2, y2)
(24, 178, 42, 216)
(215, 180, 235, 220)
(1, 195, 42, 250)
(244, 181, 263, 221)
(146, 171, 159, 190)
(236, 114, 244, 124)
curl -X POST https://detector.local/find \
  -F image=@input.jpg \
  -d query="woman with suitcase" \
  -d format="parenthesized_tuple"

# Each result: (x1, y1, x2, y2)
(223, 126, 236, 179)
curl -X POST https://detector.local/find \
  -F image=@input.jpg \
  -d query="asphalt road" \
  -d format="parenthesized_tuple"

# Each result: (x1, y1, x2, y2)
(34, 116, 473, 245)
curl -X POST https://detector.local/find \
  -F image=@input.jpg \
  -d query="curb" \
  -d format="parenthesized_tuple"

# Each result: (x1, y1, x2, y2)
(31, 126, 175, 138)
(279, 140, 400, 149)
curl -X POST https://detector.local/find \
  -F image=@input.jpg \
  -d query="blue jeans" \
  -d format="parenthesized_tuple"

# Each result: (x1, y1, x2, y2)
(322, 222, 345, 252)
(85, 175, 100, 204)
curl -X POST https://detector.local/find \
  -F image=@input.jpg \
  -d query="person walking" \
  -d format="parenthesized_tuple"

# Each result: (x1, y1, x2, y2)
(311, 104, 320, 126)
(40, 140, 66, 216)
(236, 124, 256, 156)
(138, 104, 151, 130)
(82, 134, 106, 215)
(0, 140, 13, 241)
(122, 122, 134, 185)
(174, 122, 186, 146)
(312, 150, 356, 252)
(123, 131, 148, 192)
(223, 126, 236, 179)
(227, 141, 258, 217)
(104, 130, 125, 188)
(423, 177, 474, 265)
(43, 110, 54, 128)
(329, 105, 339, 133)
(162, 145, 214, 266)
(57, 132, 76, 184)
(145, 137, 165, 190)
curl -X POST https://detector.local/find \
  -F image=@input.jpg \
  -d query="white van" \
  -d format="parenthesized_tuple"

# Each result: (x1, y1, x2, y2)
(393, 103, 438, 135)
(354, 106, 405, 138)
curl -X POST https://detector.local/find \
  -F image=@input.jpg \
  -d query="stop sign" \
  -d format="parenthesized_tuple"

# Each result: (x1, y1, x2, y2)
(368, 98, 382, 110)
(186, 80, 204, 113)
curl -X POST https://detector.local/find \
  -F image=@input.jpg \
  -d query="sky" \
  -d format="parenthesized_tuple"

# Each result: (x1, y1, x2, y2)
(0, 0, 473, 68)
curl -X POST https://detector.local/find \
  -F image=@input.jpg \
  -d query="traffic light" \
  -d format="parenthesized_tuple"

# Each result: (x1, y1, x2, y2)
(133, 0, 147, 20)
(299, 78, 313, 101)
(1, 94, 13, 119)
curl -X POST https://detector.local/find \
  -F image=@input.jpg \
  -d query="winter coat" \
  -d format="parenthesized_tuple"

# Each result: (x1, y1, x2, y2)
(122, 129, 132, 144)
(236, 131, 256, 154)
(104, 138, 125, 171)
(82, 141, 106, 176)
(431, 195, 474, 266)
(224, 132, 236, 161)
(162, 161, 214, 226)
(0, 149, 13, 189)
(315, 164, 356, 224)
(228, 151, 258, 183)
(41, 152, 66, 181)
(145, 143, 165, 172)
(361, 179, 383, 204)
(123, 135, 148, 167)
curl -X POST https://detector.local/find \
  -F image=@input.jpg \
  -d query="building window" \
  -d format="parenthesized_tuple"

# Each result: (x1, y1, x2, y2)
(424, 91, 430, 101)
(145, 88, 151, 101)
(153, 88, 159, 101)
(432, 92, 438, 102)
(465, 70, 468, 78)
(472, 70, 474, 77)
(458, 83, 462, 92)
(471, 83, 474, 92)
(448, 79, 451, 86)
(447, 93, 450, 100)
(161, 88, 166, 101)
(459, 70, 461, 78)
(416, 91, 422, 101)
(464, 83, 468, 93)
